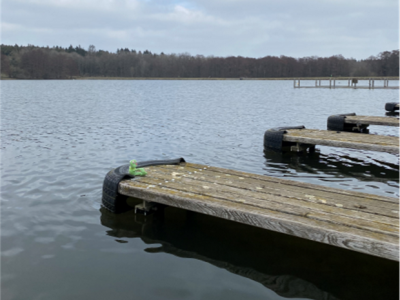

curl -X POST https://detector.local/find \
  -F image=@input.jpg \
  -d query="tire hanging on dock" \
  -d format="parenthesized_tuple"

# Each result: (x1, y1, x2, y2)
(327, 113, 356, 131)
(385, 102, 399, 112)
(263, 126, 305, 152)
(102, 158, 185, 213)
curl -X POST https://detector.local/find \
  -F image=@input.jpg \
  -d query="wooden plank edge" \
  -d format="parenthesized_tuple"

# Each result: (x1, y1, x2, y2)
(119, 183, 399, 261)
(121, 179, 399, 244)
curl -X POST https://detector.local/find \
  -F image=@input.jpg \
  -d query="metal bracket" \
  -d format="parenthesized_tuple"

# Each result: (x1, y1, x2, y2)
(351, 124, 369, 134)
(134, 201, 158, 216)
(290, 143, 316, 153)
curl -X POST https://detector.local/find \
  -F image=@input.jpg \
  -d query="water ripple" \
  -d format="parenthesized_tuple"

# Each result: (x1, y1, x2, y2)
(1, 80, 398, 300)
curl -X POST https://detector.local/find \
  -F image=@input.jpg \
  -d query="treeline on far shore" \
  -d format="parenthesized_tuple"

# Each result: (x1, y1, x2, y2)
(1, 44, 399, 79)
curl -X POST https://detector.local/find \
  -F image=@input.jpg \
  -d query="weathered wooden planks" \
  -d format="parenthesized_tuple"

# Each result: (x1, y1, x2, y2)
(283, 129, 399, 154)
(344, 115, 399, 127)
(118, 162, 399, 261)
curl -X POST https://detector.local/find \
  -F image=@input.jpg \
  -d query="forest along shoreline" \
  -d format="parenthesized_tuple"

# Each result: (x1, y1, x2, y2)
(1, 44, 399, 80)
(1, 76, 399, 81)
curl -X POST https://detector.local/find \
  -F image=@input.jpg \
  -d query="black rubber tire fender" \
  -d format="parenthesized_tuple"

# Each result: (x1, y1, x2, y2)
(102, 158, 185, 213)
(327, 113, 356, 131)
(385, 102, 399, 112)
(263, 126, 305, 152)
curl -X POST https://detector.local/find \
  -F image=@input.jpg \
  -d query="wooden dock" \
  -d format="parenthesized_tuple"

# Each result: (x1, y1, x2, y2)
(264, 128, 399, 154)
(118, 162, 399, 261)
(327, 114, 399, 133)
(294, 78, 399, 89)
(343, 115, 399, 127)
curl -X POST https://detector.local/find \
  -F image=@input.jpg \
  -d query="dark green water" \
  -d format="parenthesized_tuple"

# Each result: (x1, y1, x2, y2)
(1, 80, 399, 300)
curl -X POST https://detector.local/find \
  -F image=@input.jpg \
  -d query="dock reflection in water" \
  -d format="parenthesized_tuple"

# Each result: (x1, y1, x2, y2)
(263, 151, 399, 197)
(100, 203, 398, 300)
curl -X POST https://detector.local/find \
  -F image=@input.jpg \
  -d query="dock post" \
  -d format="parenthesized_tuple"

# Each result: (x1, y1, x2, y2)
(315, 80, 317, 87)
(298, 79, 300, 88)
(387, 80, 389, 87)
(369, 79, 371, 89)
(319, 80, 321, 87)
(294, 79, 296, 88)
(372, 79, 375, 89)
(348, 79, 350, 87)
(334, 79, 336, 88)
(329, 79, 331, 89)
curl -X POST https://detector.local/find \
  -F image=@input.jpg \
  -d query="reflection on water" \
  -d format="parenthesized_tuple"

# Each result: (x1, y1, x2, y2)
(101, 204, 399, 300)
(385, 111, 399, 117)
(263, 151, 399, 197)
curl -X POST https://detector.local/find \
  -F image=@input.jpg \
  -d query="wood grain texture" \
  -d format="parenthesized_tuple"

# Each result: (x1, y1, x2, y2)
(154, 165, 399, 222)
(118, 162, 399, 261)
(344, 115, 399, 127)
(284, 129, 399, 154)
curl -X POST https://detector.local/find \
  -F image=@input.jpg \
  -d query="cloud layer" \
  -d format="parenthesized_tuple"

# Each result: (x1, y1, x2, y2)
(2, 0, 399, 59)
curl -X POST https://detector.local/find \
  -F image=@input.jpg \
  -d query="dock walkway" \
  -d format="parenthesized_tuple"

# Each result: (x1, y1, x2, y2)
(327, 114, 399, 133)
(118, 162, 399, 261)
(343, 115, 399, 127)
(284, 129, 399, 154)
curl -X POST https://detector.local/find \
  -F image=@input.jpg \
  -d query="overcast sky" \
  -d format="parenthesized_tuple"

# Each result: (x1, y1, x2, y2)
(1, 0, 399, 59)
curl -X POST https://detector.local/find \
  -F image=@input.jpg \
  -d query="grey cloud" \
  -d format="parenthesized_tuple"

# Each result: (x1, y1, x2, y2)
(1, 0, 398, 59)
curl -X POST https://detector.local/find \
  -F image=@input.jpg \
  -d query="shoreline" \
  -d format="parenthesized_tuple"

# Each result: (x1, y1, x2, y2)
(1, 76, 399, 81)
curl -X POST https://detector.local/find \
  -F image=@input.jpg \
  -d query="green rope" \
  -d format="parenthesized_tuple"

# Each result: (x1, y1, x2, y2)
(128, 159, 147, 176)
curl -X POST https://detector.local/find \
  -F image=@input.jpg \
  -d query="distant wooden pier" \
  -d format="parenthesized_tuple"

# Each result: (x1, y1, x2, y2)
(284, 128, 397, 154)
(118, 162, 399, 261)
(294, 78, 399, 89)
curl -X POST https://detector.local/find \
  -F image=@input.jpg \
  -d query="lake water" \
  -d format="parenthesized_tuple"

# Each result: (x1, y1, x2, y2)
(1, 80, 399, 300)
